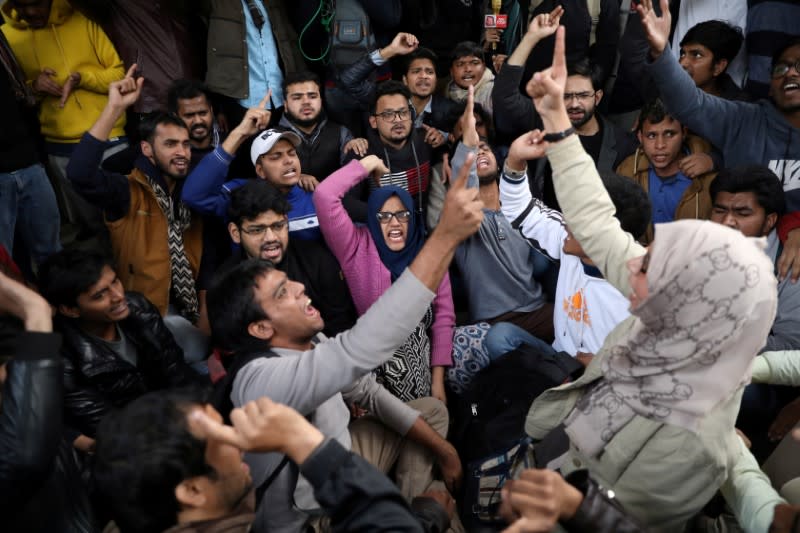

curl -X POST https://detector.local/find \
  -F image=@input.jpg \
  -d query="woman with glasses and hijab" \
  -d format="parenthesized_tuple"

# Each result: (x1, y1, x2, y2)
(314, 155, 455, 405)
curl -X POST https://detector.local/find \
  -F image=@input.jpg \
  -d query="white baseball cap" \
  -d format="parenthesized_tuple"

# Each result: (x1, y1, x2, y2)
(250, 129, 302, 166)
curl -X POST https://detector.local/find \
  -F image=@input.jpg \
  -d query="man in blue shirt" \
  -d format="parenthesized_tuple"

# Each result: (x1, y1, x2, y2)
(615, 98, 715, 242)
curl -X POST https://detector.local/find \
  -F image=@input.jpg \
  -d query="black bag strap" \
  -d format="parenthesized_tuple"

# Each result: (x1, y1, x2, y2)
(255, 456, 291, 508)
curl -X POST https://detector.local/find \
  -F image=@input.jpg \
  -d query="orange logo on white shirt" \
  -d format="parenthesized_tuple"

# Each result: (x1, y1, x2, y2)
(563, 290, 591, 326)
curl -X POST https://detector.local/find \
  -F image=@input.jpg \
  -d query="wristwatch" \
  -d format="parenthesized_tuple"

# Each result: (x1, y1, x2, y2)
(542, 127, 576, 143)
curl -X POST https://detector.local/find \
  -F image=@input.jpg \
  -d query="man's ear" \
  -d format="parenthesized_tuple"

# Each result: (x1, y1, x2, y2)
(765, 212, 779, 235)
(594, 89, 604, 105)
(58, 304, 81, 319)
(636, 130, 643, 146)
(140, 140, 153, 159)
(248, 319, 274, 341)
(175, 478, 208, 509)
(712, 58, 729, 77)
(368, 115, 377, 129)
(228, 222, 241, 245)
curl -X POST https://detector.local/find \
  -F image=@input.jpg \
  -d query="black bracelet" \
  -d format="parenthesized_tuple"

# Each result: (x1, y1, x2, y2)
(542, 127, 576, 143)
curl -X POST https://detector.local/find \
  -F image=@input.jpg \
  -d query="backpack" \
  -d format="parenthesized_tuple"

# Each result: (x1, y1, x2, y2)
(448, 343, 584, 464)
(329, 0, 377, 71)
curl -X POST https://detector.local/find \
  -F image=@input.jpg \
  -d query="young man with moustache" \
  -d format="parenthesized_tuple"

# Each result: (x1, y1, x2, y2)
(277, 71, 368, 189)
(615, 98, 715, 243)
(222, 179, 356, 337)
(339, 34, 458, 147)
(638, 0, 800, 281)
(492, 11, 637, 209)
(66, 66, 219, 365)
(206, 159, 484, 532)
(37, 249, 200, 441)
(182, 127, 323, 242)
(447, 41, 495, 118)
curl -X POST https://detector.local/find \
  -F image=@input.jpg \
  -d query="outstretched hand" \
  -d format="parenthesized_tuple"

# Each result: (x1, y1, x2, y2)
(525, 26, 571, 133)
(635, 0, 671, 58)
(526, 5, 564, 42)
(108, 64, 144, 111)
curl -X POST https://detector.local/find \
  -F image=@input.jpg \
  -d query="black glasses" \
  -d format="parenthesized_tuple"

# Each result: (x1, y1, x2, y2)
(239, 220, 288, 236)
(376, 210, 411, 224)
(374, 108, 411, 122)
(772, 60, 800, 79)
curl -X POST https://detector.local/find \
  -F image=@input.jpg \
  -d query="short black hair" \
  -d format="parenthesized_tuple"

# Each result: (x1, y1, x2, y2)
(371, 80, 412, 114)
(602, 172, 652, 241)
(637, 97, 681, 132)
(282, 70, 322, 96)
(93, 388, 213, 533)
(567, 58, 602, 91)
(39, 249, 115, 308)
(450, 41, 485, 64)
(445, 101, 495, 143)
(208, 259, 276, 353)
(680, 20, 743, 66)
(710, 165, 786, 217)
(404, 47, 438, 75)
(773, 37, 800, 66)
(228, 180, 291, 227)
(167, 79, 213, 114)
(139, 112, 188, 144)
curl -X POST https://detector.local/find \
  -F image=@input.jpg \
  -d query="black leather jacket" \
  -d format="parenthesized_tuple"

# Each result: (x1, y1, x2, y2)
(58, 292, 202, 438)
(0, 332, 63, 514)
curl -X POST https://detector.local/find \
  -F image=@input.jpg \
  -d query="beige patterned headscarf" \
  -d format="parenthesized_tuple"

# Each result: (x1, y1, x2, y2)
(565, 220, 777, 457)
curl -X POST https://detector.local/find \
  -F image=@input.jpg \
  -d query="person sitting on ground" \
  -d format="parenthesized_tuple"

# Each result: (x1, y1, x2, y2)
(95, 390, 454, 533)
(207, 167, 482, 531)
(38, 249, 202, 440)
(222, 179, 356, 338)
(315, 154, 455, 404)
(615, 97, 715, 243)
(278, 70, 369, 190)
(637, 0, 800, 282)
(678, 20, 749, 101)
(182, 125, 324, 242)
(447, 41, 495, 118)
(338, 34, 458, 151)
(516, 26, 778, 531)
(493, 134, 651, 365)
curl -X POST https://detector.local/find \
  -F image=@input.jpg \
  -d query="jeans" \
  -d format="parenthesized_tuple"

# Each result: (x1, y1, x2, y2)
(484, 321, 556, 361)
(0, 163, 61, 266)
(163, 305, 210, 374)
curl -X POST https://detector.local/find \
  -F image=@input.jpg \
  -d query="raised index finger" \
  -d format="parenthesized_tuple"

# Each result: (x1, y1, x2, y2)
(124, 63, 138, 80)
(552, 26, 566, 72)
(259, 89, 273, 109)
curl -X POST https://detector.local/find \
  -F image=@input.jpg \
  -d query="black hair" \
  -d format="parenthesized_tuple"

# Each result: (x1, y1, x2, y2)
(709, 165, 786, 217)
(39, 249, 115, 308)
(282, 70, 322, 96)
(139, 112, 188, 144)
(404, 47, 438, 75)
(227, 180, 291, 227)
(207, 259, 276, 353)
(166, 79, 213, 114)
(637, 97, 680, 132)
(450, 41, 485, 64)
(772, 37, 800, 66)
(601, 172, 652, 241)
(370, 80, 412, 114)
(93, 388, 213, 533)
(680, 20, 743, 66)
(567, 58, 602, 91)
(444, 101, 495, 144)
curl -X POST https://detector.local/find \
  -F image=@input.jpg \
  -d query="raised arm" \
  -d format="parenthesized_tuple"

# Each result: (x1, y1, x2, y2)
(65, 64, 143, 220)
(313, 156, 388, 265)
(339, 33, 418, 107)
(526, 27, 645, 294)
(500, 130, 567, 260)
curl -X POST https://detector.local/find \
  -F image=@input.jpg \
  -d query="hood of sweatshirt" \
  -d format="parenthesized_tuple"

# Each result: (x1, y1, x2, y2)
(2, 0, 73, 29)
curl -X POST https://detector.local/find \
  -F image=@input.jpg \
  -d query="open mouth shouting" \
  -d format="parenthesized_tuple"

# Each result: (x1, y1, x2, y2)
(260, 241, 284, 262)
(476, 154, 492, 171)
(304, 297, 319, 318)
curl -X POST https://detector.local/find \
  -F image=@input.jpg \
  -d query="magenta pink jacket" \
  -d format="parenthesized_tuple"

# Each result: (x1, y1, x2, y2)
(314, 160, 454, 367)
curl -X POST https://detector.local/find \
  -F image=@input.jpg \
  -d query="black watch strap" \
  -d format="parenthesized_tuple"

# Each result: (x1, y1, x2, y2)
(542, 127, 576, 142)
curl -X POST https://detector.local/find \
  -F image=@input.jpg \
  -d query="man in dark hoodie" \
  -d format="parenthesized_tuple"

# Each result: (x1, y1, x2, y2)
(638, 0, 800, 280)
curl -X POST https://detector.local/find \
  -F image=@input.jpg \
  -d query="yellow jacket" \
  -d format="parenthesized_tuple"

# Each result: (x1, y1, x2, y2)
(1, 0, 125, 144)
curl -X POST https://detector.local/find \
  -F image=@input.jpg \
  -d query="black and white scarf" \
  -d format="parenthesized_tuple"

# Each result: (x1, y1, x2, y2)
(147, 176, 199, 323)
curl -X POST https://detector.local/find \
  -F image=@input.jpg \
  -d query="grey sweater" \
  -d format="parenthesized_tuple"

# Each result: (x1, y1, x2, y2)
(231, 269, 433, 533)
